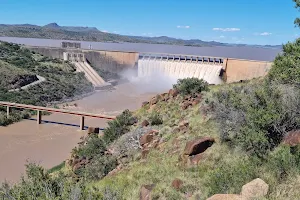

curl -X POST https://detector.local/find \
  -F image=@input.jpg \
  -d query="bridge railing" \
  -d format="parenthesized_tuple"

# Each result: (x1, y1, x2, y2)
(0, 101, 116, 130)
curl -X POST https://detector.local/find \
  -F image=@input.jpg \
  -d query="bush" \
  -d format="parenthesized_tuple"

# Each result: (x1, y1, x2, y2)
(103, 109, 136, 144)
(210, 82, 300, 157)
(73, 135, 106, 159)
(173, 78, 209, 96)
(268, 38, 300, 85)
(206, 157, 258, 195)
(84, 155, 117, 180)
(0, 162, 102, 199)
(149, 112, 163, 126)
(267, 145, 300, 181)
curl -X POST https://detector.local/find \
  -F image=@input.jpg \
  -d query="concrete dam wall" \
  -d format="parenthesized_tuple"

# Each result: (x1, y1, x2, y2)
(26, 46, 273, 84)
(138, 58, 223, 85)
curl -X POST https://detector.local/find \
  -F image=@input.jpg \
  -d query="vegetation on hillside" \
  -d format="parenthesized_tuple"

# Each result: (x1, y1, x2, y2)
(0, 42, 93, 126)
(0, 2, 299, 199)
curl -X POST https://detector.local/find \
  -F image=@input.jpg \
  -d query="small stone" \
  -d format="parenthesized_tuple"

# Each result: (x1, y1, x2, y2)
(140, 130, 159, 146)
(140, 184, 155, 200)
(169, 89, 179, 98)
(181, 102, 190, 110)
(141, 120, 150, 127)
(171, 179, 183, 190)
(87, 127, 99, 134)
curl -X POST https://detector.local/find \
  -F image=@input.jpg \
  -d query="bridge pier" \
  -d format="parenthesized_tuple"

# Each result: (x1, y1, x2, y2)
(80, 116, 85, 130)
(37, 110, 42, 124)
(6, 106, 10, 118)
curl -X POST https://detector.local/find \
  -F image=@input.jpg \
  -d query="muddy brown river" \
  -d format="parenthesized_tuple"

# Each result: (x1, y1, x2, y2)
(0, 82, 155, 183)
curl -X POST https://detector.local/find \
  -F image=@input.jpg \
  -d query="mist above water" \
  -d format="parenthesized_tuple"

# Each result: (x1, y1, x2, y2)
(119, 68, 177, 94)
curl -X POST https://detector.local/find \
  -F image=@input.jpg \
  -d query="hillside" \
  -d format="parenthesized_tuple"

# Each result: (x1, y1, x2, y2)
(0, 23, 282, 48)
(1, 36, 300, 199)
(0, 41, 93, 125)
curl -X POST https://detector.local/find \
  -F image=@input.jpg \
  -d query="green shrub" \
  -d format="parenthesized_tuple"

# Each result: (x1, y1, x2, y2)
(84, 155, 117, 180)
(206, 157, 258, 195)
(211, 82, 300, 157)
(268, 38, 300, 85)
(267, 145, 299, 181)
(0, 162, 102, 199)
(149, 111, 163, 125)
(173, 78, 209, 97)
(73, 135, 106, 159)
(103, 109, 136, 144)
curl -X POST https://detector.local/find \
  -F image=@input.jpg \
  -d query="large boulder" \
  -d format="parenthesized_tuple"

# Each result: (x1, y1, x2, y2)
(140, 184, 155, 200)
(207, 194, 242, 200)
(241, 178, 269, 200)
(184, 137, 215, 156)
(283, 130, 300, 146)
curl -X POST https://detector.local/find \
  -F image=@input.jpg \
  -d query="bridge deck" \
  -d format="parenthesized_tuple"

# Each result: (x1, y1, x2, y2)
(0, 101, 116, 120)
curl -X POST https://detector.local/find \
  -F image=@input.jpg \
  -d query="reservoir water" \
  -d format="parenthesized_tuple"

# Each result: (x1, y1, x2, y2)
(0, 82, 155, 183)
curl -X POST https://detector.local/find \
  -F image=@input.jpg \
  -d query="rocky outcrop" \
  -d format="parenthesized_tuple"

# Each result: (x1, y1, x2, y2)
(140, 184, 155, 200)
(184, 137, 215, 156)
(283, 130, 300, 146)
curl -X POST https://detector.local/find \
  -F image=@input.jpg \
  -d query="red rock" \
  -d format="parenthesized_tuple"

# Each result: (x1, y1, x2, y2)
(169, 89, 179, 97)
(189, 153, 204, 165)
(171, 179, 183, 190)
(184, 137, 215, 156)
(140, 130, 159, 146)
(283, 130, 300, 146)
(141, 120, 150, 127)
(140, 184, 155, 200)
(181, 102, 191, 110)
(87, 127, 99, 134)
(150, 95, 161, 105)
(192, 99, 200, 106)
(141, 148, 150, 159)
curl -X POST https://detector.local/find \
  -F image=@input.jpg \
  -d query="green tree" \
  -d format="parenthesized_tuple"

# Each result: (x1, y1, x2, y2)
(294, 0, 300, 27)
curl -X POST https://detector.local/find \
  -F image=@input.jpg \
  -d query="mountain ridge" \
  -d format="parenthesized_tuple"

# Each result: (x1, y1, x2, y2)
(0, 23, 282, 48)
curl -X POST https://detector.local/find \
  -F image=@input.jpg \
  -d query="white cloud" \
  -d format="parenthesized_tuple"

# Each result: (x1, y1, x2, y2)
(213, 28, 240, 32)
(219, 35, 225, 38)
(177, 25, 190, 29)
(254, 32, 272, 36)
(101, 30, 108, 33)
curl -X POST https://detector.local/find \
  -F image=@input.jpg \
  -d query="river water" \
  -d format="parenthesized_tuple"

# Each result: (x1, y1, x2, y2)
(0, 82, 155, 183)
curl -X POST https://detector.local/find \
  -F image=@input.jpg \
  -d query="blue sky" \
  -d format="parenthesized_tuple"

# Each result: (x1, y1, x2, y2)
(0, 0, 299, 45)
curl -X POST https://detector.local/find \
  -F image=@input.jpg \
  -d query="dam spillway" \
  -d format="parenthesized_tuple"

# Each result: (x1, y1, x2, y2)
(138, 55, 224, 85)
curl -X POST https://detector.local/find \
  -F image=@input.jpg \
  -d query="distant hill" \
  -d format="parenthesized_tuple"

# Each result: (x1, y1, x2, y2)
(0, 23, 282, 48)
